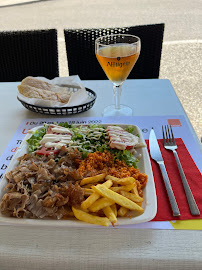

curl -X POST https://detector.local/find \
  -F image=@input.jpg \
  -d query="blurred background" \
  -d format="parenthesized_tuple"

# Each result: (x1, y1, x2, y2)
(0, 0, 201, 139)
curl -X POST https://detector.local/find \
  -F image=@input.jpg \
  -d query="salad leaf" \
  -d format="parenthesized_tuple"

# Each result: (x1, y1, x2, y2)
(125, 125, 139, 138)
(26, 127, 47, 153)
(58, 122, 72, 128)
(72, 133, 84, 141)
(70, 125, 107, 155)
(125, 125, 135, 134)
(109, 149, 138, 168)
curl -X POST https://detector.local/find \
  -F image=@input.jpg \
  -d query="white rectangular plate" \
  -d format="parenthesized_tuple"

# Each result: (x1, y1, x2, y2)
(0, 124, 157, 227)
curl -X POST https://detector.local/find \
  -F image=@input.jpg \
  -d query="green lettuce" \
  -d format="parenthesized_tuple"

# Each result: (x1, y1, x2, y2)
(26, 127, 47, 153)
(108, 148, 138, 168)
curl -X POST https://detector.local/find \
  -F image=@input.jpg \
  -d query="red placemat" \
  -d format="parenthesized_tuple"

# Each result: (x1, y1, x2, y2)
(145, 138, 202, 221)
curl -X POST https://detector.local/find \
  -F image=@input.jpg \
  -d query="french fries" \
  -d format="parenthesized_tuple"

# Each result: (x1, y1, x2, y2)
(106, 175, 135, 185)
(110, 183, 135, 193)
(81, 180, 113, 210)
(88, 197, 114, 212)
(118, 206, 128, 217)
(72, 207, 110, 227)
(120, 191, 144, 203)
(80, 173, 106, 186)
(84, 188, 94, 196)
(92, 185, 144, 212)
(131, 185, 139, 196)
(111, 204, 117, 217)
(72, 174, 145, 227)
(102, 206, 117, 225)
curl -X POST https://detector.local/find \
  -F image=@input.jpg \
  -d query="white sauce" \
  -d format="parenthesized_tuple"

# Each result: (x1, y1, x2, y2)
(107, 126, 139, 150)
(50, 125, 72, 134)
(107, 126, 123, 131)
(40, 125, 72, 150)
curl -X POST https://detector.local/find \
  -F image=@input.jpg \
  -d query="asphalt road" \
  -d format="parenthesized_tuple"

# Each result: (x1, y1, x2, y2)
(0, 0, 201, 139)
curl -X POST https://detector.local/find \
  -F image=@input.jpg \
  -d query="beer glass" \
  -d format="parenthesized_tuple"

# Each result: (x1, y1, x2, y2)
(95, 34, 141, 116)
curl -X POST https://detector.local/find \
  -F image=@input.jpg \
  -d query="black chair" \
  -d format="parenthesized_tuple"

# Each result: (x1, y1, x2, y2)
(0, 29, 59, 82)
(64, 24, 165, 80)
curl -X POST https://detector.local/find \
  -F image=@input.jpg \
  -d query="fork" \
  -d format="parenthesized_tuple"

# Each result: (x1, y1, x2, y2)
(162, 125, 200, 216)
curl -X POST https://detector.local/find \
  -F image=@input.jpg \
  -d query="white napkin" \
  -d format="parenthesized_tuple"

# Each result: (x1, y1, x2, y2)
(17, 75, 91, 107)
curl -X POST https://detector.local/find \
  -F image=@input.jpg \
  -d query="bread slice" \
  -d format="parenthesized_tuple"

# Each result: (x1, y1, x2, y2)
(21, 76, 52, 91)
(21, 76, 71, 94)
(18, 76, 73, 104)
(18, 85, 58, 100)
(18, 84, 71, 103)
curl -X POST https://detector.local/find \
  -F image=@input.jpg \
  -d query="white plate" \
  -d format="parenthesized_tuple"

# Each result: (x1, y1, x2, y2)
(0, 124, 157, 227)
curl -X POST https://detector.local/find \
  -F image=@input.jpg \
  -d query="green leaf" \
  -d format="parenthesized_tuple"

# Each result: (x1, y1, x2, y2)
(125, 125, 135, 134)
(58, 122, 72, 128)
(26, 127, 47, 153)
(109, 149, 138, 168)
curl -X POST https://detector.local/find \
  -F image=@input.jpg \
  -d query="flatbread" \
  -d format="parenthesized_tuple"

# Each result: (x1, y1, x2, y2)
(21, 76, 53, 91)
(18, 84, 71, 103)
(21, 76, 71, 94)
(18, 77, 72, 104)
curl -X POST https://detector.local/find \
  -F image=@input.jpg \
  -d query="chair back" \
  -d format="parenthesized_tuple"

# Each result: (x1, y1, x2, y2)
(0, 29, 59, 82)
(64, 24, 164, 80)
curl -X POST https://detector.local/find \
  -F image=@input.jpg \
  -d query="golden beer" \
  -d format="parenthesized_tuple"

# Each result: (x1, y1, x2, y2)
(95, 34, 141, 116)
(96, 44, 140, 85)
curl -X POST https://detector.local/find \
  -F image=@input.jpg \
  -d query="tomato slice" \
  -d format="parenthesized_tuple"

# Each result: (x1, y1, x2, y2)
(36, 146, 59, 156)
(36, 126, 62, 156)
(47, 126, 54, 134)
(36, 125, 72, 156)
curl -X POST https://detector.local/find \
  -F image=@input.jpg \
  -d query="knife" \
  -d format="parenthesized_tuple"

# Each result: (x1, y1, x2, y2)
(149, 128, 180, 217)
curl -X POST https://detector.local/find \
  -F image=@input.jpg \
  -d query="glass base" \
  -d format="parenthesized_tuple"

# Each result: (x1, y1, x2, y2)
(102, 104, 133, 117)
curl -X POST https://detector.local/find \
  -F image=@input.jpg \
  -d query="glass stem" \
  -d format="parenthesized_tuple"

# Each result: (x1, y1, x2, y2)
(113, 84, 122, 110)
